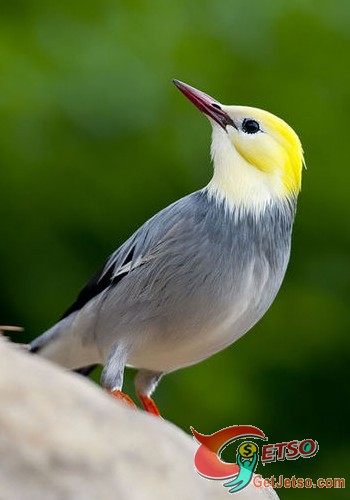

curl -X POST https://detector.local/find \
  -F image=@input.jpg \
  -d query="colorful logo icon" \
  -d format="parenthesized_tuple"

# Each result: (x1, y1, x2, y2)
(191, 425, 319, 494)
(191, 425, 266, 493)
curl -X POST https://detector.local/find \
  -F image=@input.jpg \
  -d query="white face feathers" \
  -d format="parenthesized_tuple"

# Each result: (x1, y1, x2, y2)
(173, 81, 304, 215)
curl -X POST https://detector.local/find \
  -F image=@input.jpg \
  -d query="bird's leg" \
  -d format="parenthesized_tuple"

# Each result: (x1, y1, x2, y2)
(101, 342, 137, 409)
(135, 369, 163, 417)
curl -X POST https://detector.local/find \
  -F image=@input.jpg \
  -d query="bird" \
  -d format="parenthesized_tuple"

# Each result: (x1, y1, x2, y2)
(29, 80, 304, 416)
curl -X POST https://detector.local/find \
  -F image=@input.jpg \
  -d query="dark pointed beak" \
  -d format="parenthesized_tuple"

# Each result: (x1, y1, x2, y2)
(173, 80, 236, 130)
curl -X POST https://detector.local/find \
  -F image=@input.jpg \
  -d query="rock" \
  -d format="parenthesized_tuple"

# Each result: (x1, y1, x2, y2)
(0, 337, 279, 499)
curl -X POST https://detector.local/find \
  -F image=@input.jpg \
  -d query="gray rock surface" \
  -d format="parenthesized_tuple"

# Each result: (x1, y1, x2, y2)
(0, 337, 279, 499)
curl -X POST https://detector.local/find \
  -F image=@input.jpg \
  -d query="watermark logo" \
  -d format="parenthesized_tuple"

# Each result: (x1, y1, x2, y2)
(191, 425, 320, 494)
(191, 425, 265, 493)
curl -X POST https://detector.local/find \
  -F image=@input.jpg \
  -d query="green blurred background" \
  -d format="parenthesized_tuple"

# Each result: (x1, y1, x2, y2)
(1, 0, 349, 497)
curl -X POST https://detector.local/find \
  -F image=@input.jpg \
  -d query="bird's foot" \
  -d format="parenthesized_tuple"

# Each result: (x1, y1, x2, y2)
(108, 389, 161, 416)
(110, 389, 137, 409)
(137, 391, 161, 417)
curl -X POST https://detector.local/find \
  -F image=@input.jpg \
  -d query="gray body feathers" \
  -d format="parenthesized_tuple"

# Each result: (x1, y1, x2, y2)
(31, 190, 295, 381)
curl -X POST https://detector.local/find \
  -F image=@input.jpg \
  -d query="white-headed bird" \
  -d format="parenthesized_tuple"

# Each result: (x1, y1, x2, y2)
(30, 81, 304, 416)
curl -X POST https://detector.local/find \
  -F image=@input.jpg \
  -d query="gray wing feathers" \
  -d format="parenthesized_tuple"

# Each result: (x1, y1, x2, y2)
(102, 194, 198, 283)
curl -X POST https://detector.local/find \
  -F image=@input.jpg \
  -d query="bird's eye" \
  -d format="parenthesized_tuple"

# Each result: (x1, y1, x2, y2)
(242, 119, 260, 134)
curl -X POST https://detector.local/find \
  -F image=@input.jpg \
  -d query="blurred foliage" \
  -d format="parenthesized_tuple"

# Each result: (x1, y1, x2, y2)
(1, 1, 349, 497)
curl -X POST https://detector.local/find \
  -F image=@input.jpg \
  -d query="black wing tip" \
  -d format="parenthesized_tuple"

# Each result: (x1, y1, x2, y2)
(60, 246, 136, 320)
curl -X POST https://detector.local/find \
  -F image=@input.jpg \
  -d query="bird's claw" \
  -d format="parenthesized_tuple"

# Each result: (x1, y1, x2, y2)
(137, 392, 162, 417)
(110, 389, 137, 409)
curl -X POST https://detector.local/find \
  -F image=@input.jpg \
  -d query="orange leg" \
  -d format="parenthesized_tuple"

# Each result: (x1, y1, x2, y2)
(137, 391, 161, 417)
(109, 389, 137, 409)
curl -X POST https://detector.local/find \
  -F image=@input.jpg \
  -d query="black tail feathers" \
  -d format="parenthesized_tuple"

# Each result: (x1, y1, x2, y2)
(73, 364, 98, 377)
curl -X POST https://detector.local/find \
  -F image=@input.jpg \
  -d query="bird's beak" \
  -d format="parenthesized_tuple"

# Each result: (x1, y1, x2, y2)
(173, 80, 236, 130)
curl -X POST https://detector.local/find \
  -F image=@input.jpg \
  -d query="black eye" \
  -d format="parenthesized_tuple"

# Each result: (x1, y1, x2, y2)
(242, 119, 260, 134)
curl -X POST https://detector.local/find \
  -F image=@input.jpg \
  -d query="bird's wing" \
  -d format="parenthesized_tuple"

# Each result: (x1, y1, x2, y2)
(61, 192, 201, 319)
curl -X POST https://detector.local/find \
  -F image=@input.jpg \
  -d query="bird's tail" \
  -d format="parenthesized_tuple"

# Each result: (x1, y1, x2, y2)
(30, 328, 97, 376)
(29, 321, 63, 355)
(29, 314, 100, 375)
(29, 317, 82, 368)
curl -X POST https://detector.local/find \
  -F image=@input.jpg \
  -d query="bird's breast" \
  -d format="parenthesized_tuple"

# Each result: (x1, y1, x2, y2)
(128, 249, 289, 372)
(110, 196, 295, 372)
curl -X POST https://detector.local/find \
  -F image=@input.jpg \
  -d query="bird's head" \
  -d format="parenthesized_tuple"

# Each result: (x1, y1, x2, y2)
(173, 80, 304, 213)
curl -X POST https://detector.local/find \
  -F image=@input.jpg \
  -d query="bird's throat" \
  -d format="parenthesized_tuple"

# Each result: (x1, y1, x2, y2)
(208, 128, 295, 215)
